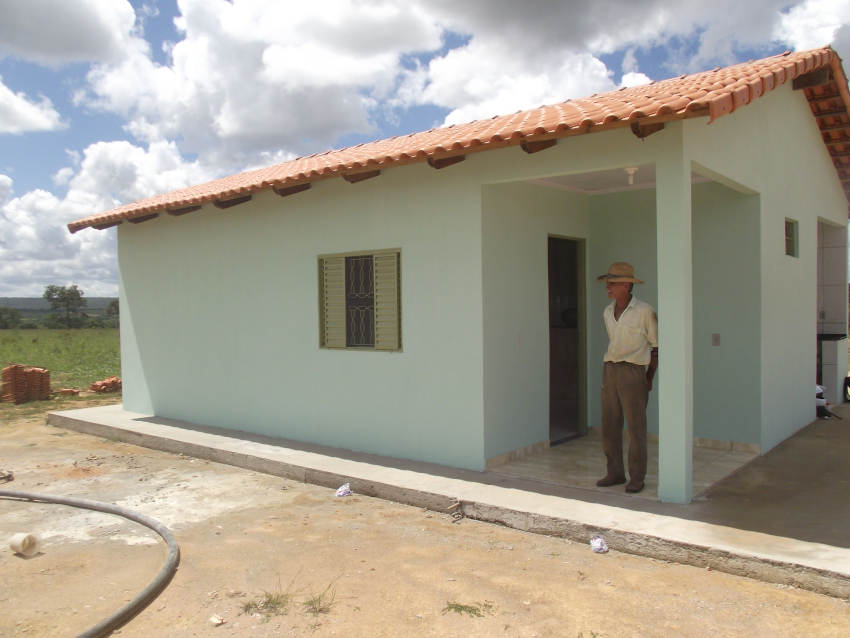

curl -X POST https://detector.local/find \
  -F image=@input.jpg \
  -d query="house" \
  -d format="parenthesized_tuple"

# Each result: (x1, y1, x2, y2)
(69, 47, 850, 503)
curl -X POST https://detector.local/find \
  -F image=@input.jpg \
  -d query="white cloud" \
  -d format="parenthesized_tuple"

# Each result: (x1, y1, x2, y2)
(0, 0, 137, 65)
(0, 140, 211, 296)
(72, 0, 828, 171)
(407, 42, 615, 124)
(833, 24, 850, 63)
(0, 76, 64, 133)
(619, 49, 652, 88)
(0, 174, 12, 204)
(620, 72, 653, 88)
(69, 139, 212, 209)
(387, 0, 796, 122)
(622, 48, 640, 74)
(78, 0, 443, 175)
(4, 0, 850, 299)
(52, 167, 73, 187)
(418, 1, 789, 74)
(776, 0, 850, 55)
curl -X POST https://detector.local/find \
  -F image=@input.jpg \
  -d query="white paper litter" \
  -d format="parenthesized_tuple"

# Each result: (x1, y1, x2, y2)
(589, 534, 609, 553)
(335, 483, 352, 497)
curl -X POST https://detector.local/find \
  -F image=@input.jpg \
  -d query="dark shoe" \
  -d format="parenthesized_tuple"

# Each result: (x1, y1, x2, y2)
(625, 480, 645, 493)
(596, 475, 626, 487)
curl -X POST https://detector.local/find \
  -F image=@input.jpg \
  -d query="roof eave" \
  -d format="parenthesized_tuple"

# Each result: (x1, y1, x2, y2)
(66, 107, 711, 234)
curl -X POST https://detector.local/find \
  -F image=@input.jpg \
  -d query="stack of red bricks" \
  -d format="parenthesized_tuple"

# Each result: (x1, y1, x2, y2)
(1, 365, 51, 403)
(27, 368, 51, 401)
(89, 376, 121, 393)
(1, 365, 26, 403)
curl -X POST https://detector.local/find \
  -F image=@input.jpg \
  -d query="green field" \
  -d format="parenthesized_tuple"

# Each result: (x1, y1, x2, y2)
(0, 329, 120, 390)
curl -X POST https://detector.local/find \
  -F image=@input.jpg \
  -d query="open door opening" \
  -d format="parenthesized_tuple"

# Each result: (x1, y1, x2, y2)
(548, 236, 584, 444)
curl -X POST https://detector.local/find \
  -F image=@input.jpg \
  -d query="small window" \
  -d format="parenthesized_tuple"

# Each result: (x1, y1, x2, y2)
(785, 218, 798, 257)
(318, 249, 401, 350)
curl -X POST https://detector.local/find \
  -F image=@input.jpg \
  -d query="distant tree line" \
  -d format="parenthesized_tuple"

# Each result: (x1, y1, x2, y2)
(0, 285, 118, 329)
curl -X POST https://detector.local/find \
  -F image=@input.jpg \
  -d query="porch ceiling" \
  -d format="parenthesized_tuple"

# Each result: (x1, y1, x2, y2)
(529, 165, 710, 195)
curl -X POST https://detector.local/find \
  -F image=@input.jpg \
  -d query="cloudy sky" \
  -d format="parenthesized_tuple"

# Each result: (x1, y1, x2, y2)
(1, 0, 849, 297)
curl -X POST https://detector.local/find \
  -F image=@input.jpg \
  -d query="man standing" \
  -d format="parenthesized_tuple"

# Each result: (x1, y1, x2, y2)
(596, 262, 658, 494)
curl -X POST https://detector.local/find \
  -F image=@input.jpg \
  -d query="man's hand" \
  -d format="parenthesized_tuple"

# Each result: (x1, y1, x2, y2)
(646, 347, 658, 392)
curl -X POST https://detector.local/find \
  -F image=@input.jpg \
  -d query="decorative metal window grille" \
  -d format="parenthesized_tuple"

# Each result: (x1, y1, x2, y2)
(345, 255, 375, 347)
(319, 250, 401, 351)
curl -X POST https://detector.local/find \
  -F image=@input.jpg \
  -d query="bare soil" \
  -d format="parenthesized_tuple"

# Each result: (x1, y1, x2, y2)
(1, 405, 849, 638)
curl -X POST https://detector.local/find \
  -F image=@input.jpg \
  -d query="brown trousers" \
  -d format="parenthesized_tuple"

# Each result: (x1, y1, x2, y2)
(601, 361, 648, 482)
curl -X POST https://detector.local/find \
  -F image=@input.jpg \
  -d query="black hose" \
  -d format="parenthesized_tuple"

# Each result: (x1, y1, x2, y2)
(0, 489, 180, 638)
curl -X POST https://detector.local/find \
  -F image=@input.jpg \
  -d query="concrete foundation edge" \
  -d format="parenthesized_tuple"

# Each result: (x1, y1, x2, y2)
(47, 412, 850, 599)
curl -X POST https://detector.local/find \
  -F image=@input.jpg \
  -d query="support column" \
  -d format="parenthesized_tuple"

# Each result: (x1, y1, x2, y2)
(655, 122, 694, 503)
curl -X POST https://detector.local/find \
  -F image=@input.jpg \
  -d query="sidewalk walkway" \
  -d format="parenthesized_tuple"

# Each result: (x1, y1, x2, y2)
(47, 404, 850, 598)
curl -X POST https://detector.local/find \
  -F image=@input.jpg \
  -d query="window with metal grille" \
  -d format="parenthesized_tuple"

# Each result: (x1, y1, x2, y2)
(318, 250, 401, 350)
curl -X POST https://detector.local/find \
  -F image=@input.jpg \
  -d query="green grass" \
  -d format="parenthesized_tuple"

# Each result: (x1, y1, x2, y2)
(302, 581, 337, 616)
(241, 590, 292, 621)
(0, 329, 120, 390)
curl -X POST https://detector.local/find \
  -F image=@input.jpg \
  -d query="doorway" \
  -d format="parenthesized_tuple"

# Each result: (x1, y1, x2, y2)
(548, 236, 584, 444)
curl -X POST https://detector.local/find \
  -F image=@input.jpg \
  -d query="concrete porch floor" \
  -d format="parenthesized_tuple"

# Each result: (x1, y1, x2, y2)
(490, 427, 758, 501)
(46, 403, 850, 598)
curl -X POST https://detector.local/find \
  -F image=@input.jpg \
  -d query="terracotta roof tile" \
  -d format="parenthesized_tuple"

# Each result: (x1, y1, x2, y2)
(69, 46, 850, 233)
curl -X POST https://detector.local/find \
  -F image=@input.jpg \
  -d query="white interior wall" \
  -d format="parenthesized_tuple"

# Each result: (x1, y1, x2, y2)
(817, 220, 849, 405)
(818, 221, 848, 335)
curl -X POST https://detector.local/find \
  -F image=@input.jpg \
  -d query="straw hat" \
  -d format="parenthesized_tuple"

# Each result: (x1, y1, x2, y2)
(597, 261, 643, 284)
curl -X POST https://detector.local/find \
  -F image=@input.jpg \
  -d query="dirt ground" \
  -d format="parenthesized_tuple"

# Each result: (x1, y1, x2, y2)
(1, 406, 849, 638)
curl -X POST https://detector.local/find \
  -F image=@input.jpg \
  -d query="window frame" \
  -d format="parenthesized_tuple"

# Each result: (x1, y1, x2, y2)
(785, 218, 799, 258)
(318, 248, 402, 352)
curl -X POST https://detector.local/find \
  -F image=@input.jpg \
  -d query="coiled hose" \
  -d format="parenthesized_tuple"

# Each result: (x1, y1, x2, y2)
(0, 489, 180, 638)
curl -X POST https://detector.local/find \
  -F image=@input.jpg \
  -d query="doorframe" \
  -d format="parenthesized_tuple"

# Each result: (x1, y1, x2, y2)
(547, 234, 588, 440)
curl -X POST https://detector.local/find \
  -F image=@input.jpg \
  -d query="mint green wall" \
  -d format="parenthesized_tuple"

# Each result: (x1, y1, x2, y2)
(684, 84, 848, 452)
(654, 121, 695, 502)
(691, 182, 761, 444)
(118, 81, 847, 473)
(119, 162, 488, 470)
(481, 182, 589, 459)
(586, 183, 761, 446)
(587, 189, 659, 432)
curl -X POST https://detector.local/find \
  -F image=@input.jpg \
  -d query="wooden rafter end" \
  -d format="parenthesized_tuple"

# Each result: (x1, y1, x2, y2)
(520, 139, 557, 154)
(167, 205, 203, 216)
(128, 213, 159, 224)
(342, 170, 381, 184)
(793, 67, 832, 90)
(213, 194, 253, 209)
(92, 221, 122, 230)
(427, 155, 466, 169)
(274, 183, 311, 197)
(630, 121, 665, 139)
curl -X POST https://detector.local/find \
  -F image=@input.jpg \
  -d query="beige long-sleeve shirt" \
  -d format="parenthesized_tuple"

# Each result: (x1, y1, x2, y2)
(602, 296, 658, 366)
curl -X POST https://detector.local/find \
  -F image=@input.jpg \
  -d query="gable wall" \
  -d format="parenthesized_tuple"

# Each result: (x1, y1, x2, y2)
(118, 161, 488, 469)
